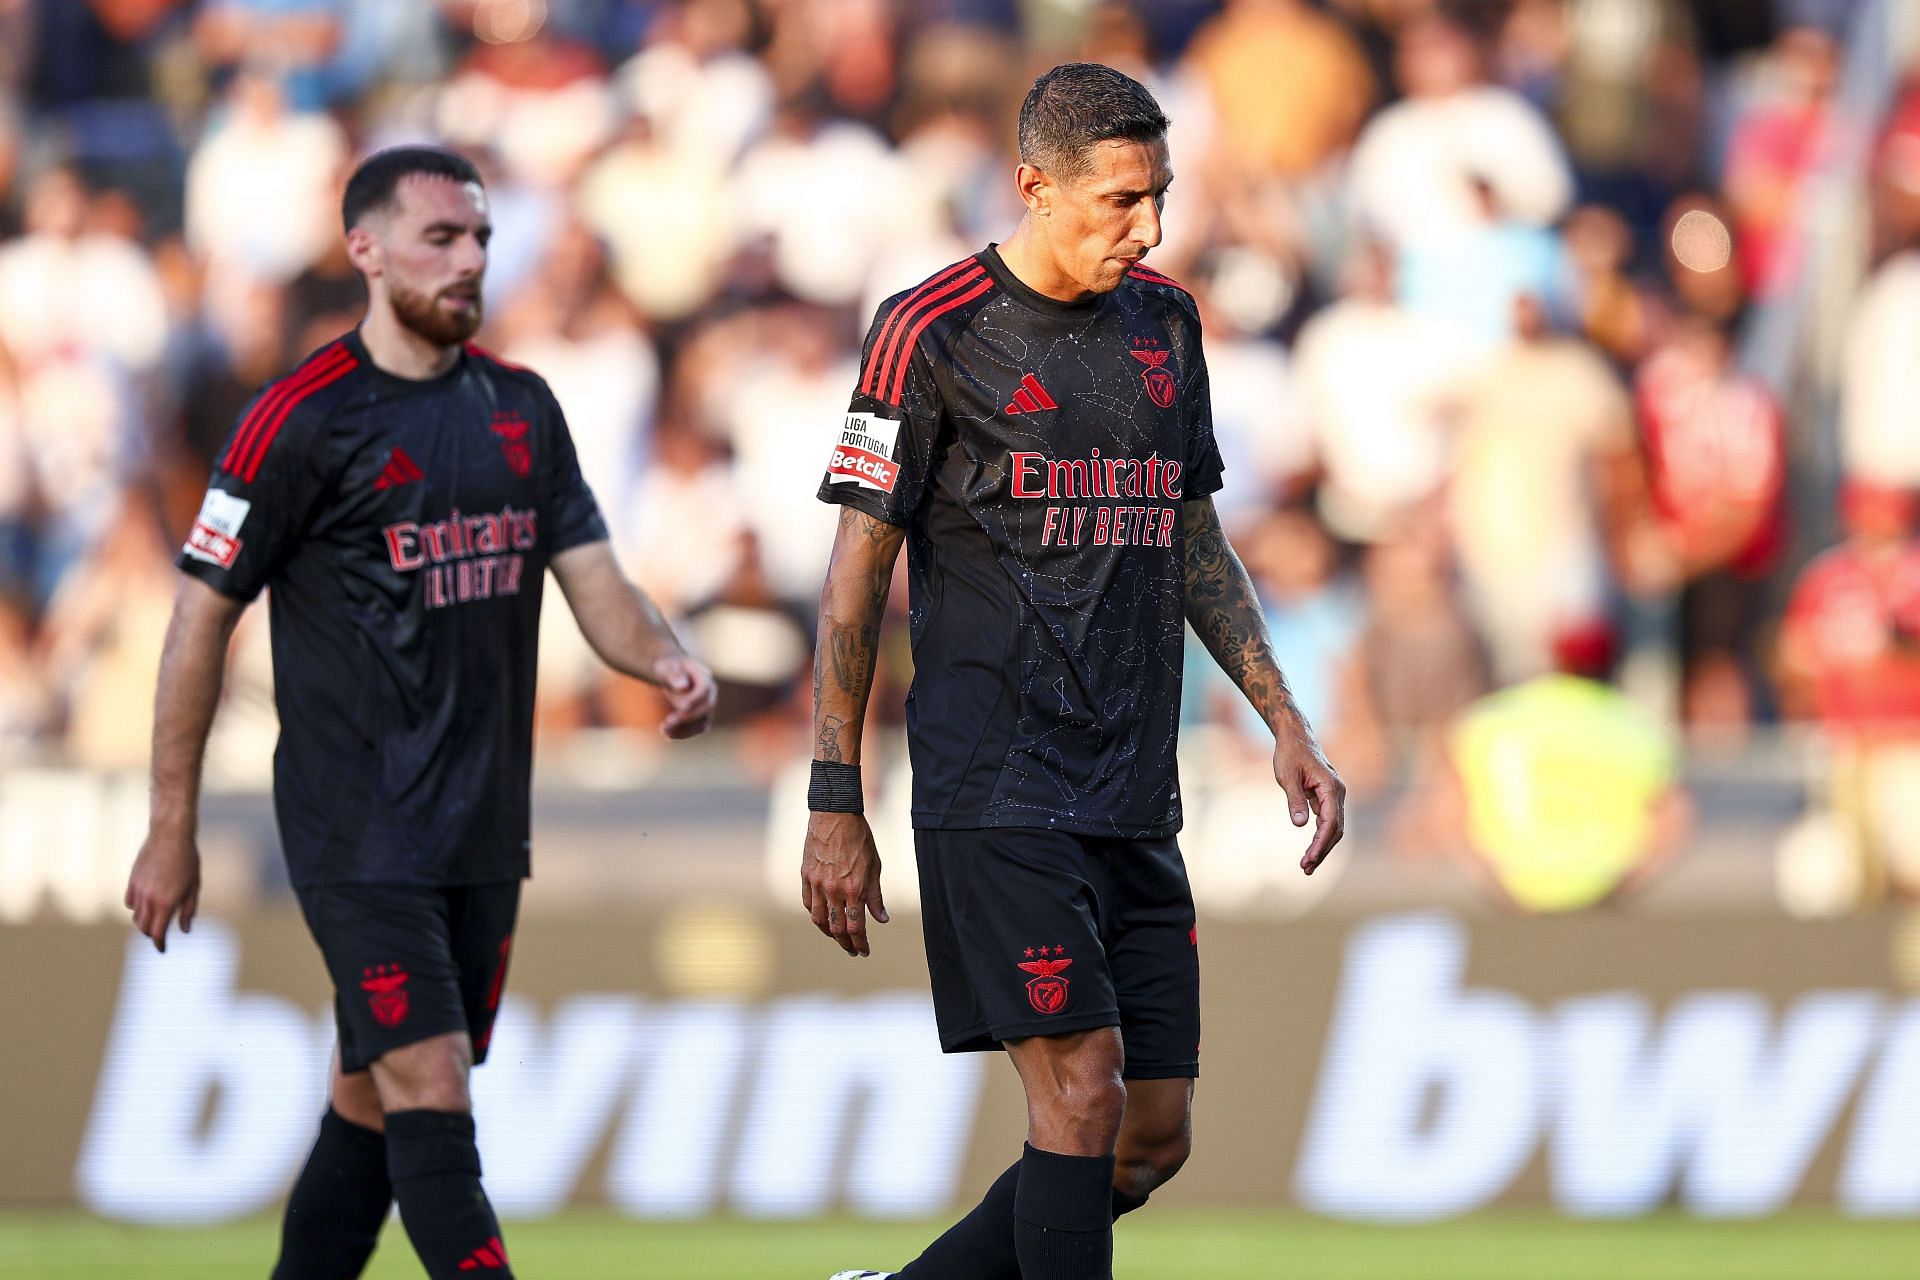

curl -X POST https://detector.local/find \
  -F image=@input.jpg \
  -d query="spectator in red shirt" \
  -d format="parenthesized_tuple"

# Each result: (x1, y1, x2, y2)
(1633, 313, 1787, 740)
(1780, 482, 1920, 732)
(1724, 26, 1837, 299)
(1778, 481, 1920, 902)
(1870, 74, 1920, 256)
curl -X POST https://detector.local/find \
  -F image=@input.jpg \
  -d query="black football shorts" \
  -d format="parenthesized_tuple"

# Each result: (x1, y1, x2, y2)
(914, 827, 1200, 1079)
(295, 881, 520, 1074)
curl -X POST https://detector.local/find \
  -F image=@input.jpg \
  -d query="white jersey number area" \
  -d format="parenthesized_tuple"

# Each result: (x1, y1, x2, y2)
(183, 489, 253, 570)
(826, 412, 901, 494)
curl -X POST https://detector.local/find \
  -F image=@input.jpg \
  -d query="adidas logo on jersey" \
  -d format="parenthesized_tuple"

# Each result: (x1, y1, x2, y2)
(1004, 373, 1058, 415)
(374, 447, 423, 490)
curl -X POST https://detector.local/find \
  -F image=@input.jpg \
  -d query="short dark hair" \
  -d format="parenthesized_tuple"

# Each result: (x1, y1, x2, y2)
(1017, 63, 1169, 180)
(341, 146, 483, 232)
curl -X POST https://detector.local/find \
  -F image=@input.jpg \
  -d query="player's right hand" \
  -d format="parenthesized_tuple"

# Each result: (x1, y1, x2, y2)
(801, 811, 889, 958)
(125, 828, 202, 954)
(653, 652, 716, 739)
(1273, 728, 1346, 876)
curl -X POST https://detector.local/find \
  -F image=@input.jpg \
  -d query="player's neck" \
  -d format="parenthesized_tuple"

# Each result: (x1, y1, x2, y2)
(357, 307, 462, 380)
(998, 221, 1093, 303)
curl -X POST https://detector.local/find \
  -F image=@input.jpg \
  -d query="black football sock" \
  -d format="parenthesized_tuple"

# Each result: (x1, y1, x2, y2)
(898, 1158, 1021, 1279)
(1013, 1144, 1117, 1280)
(271, 1108, 392, 1280)
(383, 1109, 513, 1279)
(894, 1152, 1145, 1279)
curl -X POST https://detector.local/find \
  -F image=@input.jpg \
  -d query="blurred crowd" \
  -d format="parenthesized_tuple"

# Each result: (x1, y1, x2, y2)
(6, 0, 1920, 907)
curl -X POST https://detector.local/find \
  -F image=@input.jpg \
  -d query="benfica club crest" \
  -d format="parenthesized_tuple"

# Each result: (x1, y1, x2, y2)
(1129, 342, 1176, 409)
(490, 412, 532, 477)
(361, 963, 411, 1028)
(1017, 948, 1073, 1015)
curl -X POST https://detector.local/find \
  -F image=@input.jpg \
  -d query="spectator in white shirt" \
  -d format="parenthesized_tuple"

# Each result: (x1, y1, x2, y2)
(1348, 13, 1574, 250)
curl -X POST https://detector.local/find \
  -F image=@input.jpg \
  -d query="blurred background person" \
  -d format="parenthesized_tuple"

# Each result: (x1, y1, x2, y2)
(1421, 633, 1691, 912)
(1347, 514, 1492, 809)
(1631, 311, 1787, 745)
(1841, 231, 1920, 492)
(183, 70, 346, 340)
(1289, 238, 1458, 545)
(1445, 293, 1639, 685)
(1777, 481, 1920, 906)
(1185, 0, 1376, 187)
(1348, 10, 1574, 252)
(1722, 25, 1838, 301)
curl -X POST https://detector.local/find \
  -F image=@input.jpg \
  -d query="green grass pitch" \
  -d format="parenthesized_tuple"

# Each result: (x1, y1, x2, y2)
(6, 1210, 1920, 1278)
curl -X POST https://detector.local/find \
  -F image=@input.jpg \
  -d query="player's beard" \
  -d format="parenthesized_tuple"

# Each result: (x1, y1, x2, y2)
(389, 278, 483, 346)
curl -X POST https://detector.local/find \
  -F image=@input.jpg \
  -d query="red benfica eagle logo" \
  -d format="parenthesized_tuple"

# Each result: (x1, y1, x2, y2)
(1018, 948, 1073, 1015)
(361, 964, 411, 1028)
(1129, 344, 1176, 409)
(490, 412, 532, 477)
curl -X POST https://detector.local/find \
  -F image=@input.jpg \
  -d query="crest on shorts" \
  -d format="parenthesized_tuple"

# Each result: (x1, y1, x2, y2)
(1017, 948, 1073, 1015)
(490, 412, 532, 477)
(1129, 341, 1176, 410)
(361, 963, 411, 1028)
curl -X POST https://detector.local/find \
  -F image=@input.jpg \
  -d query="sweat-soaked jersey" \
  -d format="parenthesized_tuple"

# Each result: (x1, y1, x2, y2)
(818, 245, 1223, 837)
(178, 328, 607, 887)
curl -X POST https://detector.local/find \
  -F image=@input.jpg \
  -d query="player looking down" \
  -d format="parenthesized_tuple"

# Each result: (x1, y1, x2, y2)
(805, 64, 1345, 1280)
(124, 146, 715, 1280)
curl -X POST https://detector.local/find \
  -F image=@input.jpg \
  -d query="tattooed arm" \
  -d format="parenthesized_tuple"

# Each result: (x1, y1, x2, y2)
(1182, 496, 1346, 872)
(802, 506, 907, 955)
(811, 507, 907, 764)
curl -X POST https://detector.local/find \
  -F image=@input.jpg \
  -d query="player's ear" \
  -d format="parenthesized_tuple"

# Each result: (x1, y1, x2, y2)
(1015, 162, 1052, 218)
(344, 223, 383, 278)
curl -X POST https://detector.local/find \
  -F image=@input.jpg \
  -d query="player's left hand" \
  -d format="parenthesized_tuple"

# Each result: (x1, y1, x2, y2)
(653, 653, 716, 739)
(125, 826, 202, 953)
(1273, 726, 1345, 875)
(802, 811, 888, 957)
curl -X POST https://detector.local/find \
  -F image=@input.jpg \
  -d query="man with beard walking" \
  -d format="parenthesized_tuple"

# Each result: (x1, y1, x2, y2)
(125, 146, 715, 1278)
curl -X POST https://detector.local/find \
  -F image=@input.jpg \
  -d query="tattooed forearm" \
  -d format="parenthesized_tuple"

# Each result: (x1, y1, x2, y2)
(1181, 499, 1306, 733)
(817, 714, 850, 764)
(828, 620, 880, 694)
(813, 507, 907, 763)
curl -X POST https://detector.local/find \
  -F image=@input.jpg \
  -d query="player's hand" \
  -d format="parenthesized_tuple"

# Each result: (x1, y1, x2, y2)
(801, 811, 889, 957)
(653, 652, 716, 739)
(1273, 725, 1346, 875)
(125, 826, 202, 953)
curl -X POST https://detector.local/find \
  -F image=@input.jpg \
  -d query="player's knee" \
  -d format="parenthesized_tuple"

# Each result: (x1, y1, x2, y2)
(1073, 1072, 1129, 1138)
(383, 1076, 471, 1115)
(1119, 1127, 1192, 1194)
(1116, 1080, 1194, 1195)
(371, 1033, 474, 1114)
(330, 1068, 385, 1131)
(1044, 1077, 1127, 1151)
(1028, 1059, 1127, 1148)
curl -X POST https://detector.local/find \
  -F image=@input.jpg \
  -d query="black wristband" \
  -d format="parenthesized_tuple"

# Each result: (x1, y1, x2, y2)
(808, 760, 864, 814)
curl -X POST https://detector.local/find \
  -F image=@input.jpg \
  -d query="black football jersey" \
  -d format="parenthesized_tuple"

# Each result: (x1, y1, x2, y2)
(818, 246, 1223, 837)
(178, 329, 608, 887)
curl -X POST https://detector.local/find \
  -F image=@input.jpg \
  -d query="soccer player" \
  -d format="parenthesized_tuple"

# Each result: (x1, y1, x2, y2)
(805, 64, 1344, 1280)
(123, 146, 715, 1280)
